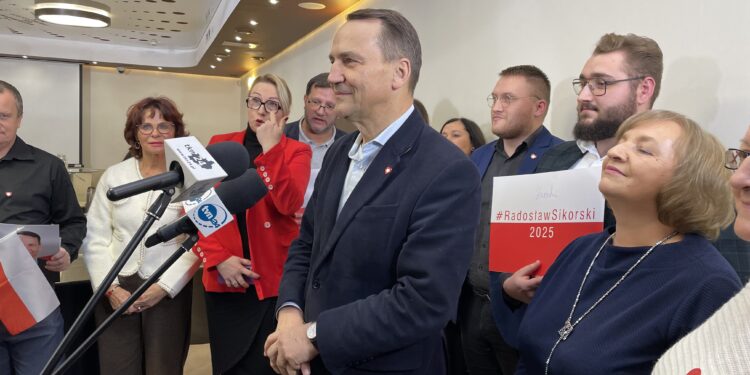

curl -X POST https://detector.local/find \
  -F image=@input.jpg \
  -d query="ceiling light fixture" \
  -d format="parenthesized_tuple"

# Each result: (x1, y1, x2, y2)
(269, 0, 279, 4)
(249, 19, 258, 26)
(34, 0, 111, 28)
(92, 61, 98, 64)
(234, 35, 242, 42)
(210, 65, 216, 69)
(22, 55, 28, 59)
(158, 67, 163, 70)
(298, 2, 326, 10)
(248, 43, 258, 49)
(224, 48, 231, 53)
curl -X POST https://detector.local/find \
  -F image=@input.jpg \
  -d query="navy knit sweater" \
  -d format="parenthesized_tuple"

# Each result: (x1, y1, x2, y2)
(497, 230, 742, 374)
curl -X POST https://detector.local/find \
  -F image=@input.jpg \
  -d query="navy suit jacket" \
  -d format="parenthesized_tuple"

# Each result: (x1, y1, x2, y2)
(284, 120, 348, 141)
(277, 110, 481, 374)
(471, 126, 564, 348)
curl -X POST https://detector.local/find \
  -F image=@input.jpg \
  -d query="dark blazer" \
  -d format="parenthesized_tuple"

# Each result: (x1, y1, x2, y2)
(534, 140, 585, 173)
(284, 120, 348, 141)
(471, 127, 563, 348)
(470, 126, 563, 176)
(277, 110, 481, 374)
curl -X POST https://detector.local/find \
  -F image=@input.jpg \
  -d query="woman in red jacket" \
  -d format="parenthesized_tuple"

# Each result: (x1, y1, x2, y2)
(195, 73, 311, 374)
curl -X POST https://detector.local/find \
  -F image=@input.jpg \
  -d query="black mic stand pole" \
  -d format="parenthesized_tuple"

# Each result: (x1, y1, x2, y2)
(51, 233, 199, 375)
(41, 188, 175, 375)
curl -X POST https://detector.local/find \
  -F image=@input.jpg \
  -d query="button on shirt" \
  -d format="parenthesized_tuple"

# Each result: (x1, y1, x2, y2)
(297, 122, 337, 207)
(337, 106, 414, 216)
(469, 127, 543, 293)
(571, 139, 605, 169)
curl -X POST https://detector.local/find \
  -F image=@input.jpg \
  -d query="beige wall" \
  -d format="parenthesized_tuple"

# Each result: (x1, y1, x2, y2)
(245, 0, 750, 149)
(83, 66, 243, 169)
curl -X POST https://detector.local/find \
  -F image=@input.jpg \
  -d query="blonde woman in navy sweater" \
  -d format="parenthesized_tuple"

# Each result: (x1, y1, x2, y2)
(496, 110, 742, 374)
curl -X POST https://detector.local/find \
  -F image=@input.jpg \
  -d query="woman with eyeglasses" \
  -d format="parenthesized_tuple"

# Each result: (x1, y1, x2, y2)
(495, 110, 742, 374)
(196, 73, 311, 375)
(652, 130, 750, 374)
(83, 96, 199, 374)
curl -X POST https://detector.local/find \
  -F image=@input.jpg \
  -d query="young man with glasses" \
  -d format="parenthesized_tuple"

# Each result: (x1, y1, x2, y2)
(463, 65, 562, 375)
(284, 73, 348, 209)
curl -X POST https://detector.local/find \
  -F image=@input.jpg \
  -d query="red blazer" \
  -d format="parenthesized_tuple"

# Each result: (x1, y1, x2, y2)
(194, 130, 311, 299)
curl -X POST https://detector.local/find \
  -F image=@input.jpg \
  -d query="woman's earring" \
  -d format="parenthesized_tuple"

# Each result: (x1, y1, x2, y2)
(135, 142, 141, 150)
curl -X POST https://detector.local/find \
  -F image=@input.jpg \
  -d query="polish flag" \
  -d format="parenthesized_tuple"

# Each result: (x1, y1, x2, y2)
(0, 234, 59, 335)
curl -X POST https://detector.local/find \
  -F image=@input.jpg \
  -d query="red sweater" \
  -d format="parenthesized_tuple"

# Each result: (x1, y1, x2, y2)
(194, 131, 311, 299)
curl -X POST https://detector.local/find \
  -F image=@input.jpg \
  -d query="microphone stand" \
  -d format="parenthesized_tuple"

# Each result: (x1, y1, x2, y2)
(41, 188, 175, 375)
(50, 233, 199, 375)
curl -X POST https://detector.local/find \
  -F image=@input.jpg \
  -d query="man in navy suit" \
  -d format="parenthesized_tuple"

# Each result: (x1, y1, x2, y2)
(264, 8, 481, 375)
(463, 65, 562, 375)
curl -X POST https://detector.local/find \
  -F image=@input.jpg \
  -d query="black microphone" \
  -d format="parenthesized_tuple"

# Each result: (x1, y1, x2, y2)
(144, 168, 268, 247)
(106, 141, 249, 202)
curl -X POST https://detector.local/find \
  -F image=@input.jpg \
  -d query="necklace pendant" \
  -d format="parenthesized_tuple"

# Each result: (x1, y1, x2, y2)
(558, 320, 573, 341)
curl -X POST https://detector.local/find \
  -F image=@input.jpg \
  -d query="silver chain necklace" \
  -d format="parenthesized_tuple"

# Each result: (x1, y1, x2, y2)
(543, 230, 678, 375)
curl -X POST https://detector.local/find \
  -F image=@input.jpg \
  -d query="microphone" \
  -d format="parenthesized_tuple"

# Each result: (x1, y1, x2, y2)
(106, 139, 249, 202)
(144, 168, 268, 247)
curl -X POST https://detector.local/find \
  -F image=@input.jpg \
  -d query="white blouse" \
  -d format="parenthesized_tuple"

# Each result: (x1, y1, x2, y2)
(82, 158, 199, 297)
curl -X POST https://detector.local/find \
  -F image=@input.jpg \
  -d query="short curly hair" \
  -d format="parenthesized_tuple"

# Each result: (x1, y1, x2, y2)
(615, 110, 733, 240)
(124, 96, 188, 159)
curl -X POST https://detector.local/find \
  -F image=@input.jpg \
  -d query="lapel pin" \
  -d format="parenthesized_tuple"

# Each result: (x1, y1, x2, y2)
(530, 153, 537, 159)
(5, 192, 11, 197)
(384, 166, 393, 175)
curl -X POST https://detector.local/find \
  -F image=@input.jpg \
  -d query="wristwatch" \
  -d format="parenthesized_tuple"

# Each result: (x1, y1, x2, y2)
(306, 322, 318, 349)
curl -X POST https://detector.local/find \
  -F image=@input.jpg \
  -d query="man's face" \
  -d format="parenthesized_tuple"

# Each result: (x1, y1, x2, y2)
(574, 51, 638, 142)
(490, 75, 541, 140)
(328, 19, 396, 122)
(303, 86, 337, 135)
(19, 234, 41, 259)
(0, 90, 21, 151)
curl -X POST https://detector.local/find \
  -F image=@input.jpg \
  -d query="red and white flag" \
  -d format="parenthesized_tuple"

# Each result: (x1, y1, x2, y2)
(0, 233, 59, 335)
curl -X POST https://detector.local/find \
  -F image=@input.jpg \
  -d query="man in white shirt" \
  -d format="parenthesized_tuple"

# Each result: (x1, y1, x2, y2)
(284, 73, 347, 209)
(536, 32, 663, 173)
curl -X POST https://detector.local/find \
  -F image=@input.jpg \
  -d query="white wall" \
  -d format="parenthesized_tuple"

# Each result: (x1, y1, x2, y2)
(245, 0, 750, 148)
(83, 66, 243, 169)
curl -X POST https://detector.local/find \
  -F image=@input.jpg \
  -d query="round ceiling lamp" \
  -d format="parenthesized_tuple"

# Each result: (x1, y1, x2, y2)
(34, 0, 112, 28)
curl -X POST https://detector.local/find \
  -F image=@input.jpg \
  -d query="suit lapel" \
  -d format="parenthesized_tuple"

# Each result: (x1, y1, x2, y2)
(314, 112, 423, 269)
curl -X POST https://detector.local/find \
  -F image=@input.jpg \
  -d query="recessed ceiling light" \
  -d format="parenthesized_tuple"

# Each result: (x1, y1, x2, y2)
(249, 19, 258, 26)
(234, 35, 242, 41)
(210, 65, 216, 69)
(22, 55, 28, 59)
(34, 0, 111, 28)
(248, 43, 258, 49)
(92, 61, 98, 64)
(298, 2, 326, 10)
(224, 48, 231, 53)
(157, 66, 163, 70)
(269, 0, 279, 4)
(216, 57, 223, 62)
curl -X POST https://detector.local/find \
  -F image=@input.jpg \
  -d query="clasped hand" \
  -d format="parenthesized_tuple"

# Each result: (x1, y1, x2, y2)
(264, 307, 318, 375)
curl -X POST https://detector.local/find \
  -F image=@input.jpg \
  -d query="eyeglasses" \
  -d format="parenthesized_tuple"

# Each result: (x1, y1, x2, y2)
(137, 122, 175, 135)
(725, 148, 750, 170)
(246, 96, 282, 113)
(486, 94, 539, 108)
(307, 99, 335, 112)
(572, 76, 644, 96)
